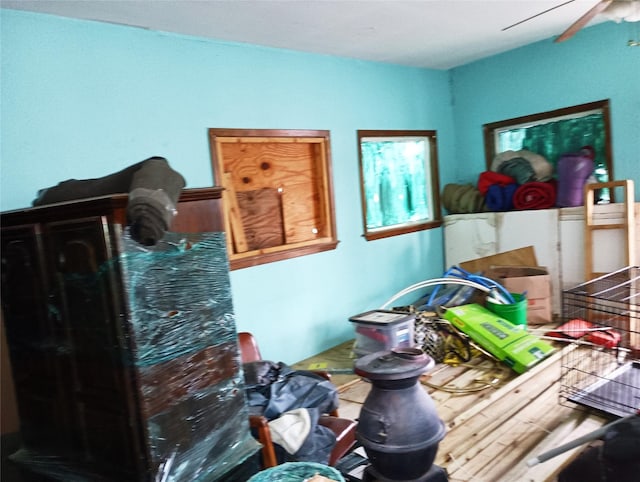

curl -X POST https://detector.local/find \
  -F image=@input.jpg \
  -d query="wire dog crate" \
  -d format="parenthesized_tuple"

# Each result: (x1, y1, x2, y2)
(560, 266, 640, 418)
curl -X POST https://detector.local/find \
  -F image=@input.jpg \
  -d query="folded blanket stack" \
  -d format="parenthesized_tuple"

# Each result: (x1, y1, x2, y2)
(477, 171, 517, 212)
(477, 171, 515, 195)
(482, 149, 559, 213)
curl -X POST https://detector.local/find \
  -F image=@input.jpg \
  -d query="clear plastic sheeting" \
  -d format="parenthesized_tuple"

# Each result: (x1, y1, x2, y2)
(120, 231, 261, 481)
(141, 358, 260, 481)
(120, 231, 236, 366)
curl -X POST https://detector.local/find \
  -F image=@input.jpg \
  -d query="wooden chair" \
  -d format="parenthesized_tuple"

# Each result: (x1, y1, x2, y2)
(238, 332, 357, 468)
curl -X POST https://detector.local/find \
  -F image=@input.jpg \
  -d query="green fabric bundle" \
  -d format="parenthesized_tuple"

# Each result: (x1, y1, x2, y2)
(441, 183, 486, 214)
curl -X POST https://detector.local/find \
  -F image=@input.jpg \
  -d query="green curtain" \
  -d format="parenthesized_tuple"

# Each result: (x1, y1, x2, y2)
(499, 113, 607, 174)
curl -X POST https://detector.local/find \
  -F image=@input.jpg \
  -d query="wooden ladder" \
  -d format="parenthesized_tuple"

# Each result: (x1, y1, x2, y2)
(584, 180, 636, 281)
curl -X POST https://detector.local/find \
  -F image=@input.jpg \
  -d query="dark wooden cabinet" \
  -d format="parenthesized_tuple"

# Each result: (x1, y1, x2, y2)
(1, 188, 260, 481)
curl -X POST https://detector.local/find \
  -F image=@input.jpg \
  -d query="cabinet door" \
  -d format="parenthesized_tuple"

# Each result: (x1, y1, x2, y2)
(44, 217, 145, 476)
(497, 209, 561, 316)
(1, 225, 74, 450)
(558, 207, 587, 291)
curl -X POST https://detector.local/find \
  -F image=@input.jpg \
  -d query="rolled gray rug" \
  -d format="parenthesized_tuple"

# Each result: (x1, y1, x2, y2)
(33, 156, 186, 245)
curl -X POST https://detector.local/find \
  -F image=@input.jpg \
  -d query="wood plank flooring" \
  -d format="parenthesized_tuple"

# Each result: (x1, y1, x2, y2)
(294, 340, 609, 482)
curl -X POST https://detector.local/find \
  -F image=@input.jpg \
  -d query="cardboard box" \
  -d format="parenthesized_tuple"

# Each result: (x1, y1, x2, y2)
(486, 266, 552, 325)
(459, 246, 538, 274)
(442, 304, 556, 373)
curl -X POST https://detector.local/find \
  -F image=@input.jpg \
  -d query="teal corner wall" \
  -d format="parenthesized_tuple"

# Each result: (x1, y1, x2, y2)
(449, 21, 640, 200)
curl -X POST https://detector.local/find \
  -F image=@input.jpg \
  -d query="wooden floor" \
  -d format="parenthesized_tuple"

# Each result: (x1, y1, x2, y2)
(293, 339, 610, 482)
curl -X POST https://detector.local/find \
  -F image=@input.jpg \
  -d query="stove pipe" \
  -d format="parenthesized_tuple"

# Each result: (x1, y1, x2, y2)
(354, 347, 446, 482)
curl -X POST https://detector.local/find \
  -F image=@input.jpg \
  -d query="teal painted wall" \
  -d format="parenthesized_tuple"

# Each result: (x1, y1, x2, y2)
(1, 10, 637, 364)
(449, 21, 640, 199)
(0, 10, 452, 363)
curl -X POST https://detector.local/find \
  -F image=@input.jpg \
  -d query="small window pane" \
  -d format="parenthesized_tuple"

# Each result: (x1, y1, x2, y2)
(496, 112, 606, 175)
(358, 130, 442, 241)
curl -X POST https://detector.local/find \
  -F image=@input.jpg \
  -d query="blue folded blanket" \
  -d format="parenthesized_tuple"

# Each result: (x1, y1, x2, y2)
(485, 183, 518, 212)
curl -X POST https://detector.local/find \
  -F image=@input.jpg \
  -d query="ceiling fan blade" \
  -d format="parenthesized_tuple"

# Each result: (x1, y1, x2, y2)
(503, 0, 576, 32)
(555, 0, 614, 43)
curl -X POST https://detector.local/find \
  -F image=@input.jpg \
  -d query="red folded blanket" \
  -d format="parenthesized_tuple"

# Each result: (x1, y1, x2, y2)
(477, 171, 516, 195)
(513, 181, 557, 210)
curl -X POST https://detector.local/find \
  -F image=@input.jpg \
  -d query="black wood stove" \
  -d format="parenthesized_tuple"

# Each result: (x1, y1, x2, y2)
(354, 348, 448, 482)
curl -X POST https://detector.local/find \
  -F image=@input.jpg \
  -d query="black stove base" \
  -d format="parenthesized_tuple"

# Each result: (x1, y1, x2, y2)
(335, 448, 448, 482)
(361, 463, 448, 482)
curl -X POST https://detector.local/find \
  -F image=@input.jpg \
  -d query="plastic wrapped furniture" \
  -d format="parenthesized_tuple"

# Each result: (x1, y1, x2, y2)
(1, 188, 261, 481)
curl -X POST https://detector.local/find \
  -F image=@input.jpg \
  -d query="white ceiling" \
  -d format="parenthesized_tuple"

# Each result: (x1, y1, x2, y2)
(1, 0, 628, 70)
